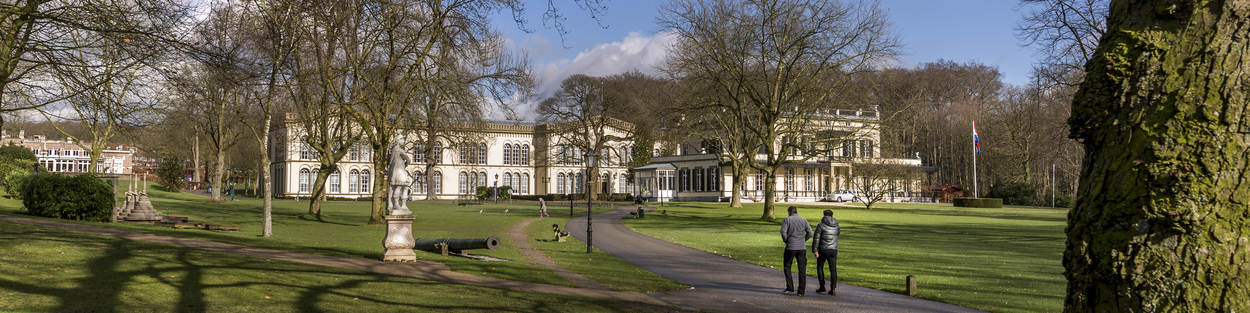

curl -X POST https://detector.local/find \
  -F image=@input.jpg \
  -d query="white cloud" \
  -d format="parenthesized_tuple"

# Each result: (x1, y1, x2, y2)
(498, 31, 677, 121)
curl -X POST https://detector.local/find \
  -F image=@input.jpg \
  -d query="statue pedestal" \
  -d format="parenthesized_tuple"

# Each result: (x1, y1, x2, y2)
(381, 214, 416, 262)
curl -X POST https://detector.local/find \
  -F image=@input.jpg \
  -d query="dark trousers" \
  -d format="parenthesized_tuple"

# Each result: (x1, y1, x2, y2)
(783, 249, 807, 292)
(816, 249, 838, 291)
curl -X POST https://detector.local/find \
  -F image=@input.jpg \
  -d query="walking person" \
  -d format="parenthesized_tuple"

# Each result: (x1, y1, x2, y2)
(780, 206, 812, 296)
(813, 209, 840, 296)
(538, 197, 550, 217)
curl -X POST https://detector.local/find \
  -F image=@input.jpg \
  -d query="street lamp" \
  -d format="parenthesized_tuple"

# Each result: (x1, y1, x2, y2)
(584, 150, 596, 254)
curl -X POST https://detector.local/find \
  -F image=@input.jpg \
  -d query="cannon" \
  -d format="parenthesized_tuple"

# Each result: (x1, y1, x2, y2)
(413, 237, 501, 255)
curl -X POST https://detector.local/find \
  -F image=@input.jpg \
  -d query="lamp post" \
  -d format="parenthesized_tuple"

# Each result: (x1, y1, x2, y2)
(584, 150, 596, 253)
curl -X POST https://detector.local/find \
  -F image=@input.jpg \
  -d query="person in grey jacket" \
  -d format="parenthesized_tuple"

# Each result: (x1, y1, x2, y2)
(779, 206, 813, 295)
(812, 209, 840, 296)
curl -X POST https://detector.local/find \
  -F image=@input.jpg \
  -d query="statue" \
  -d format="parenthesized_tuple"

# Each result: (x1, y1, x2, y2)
(387, 141, 413, 215)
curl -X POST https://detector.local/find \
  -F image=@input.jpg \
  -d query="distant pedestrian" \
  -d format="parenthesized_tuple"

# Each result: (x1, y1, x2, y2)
(228, 183, 236, 201)
(539, 198, 550, 217)
(779, 205, 812, 296)
(812, 209, 840, 296)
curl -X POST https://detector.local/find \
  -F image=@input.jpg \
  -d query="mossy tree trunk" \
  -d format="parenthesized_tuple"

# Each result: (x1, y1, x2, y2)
(1064, 1, 1250, 311)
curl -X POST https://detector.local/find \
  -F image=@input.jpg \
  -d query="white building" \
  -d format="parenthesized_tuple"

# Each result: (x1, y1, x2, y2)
(269, 115, 635, 199)
(632, 107, 929, 203)
(0, 130, 135, 175)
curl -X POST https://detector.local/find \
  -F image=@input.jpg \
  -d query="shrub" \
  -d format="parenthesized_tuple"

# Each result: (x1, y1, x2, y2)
(475, 186, 511, 200)
(986, 182, 1035, 206)
(0, 143, 36, 163)
(953, 197, 1003, 208)
(155, 154, 186, 191)
(22, 173, 114, 221)
(0, 163, 31, 199)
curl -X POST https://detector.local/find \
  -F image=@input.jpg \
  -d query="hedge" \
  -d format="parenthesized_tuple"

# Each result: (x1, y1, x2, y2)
(22, 173, 114, 221)
(953, 197, 1003, 208)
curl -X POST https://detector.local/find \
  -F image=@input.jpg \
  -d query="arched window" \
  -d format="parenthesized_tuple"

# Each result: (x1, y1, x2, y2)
(300, 143, 310, 160)
(432, 142, 443, 163)
(361, 145, 371, 161)
(601, 173, 610, 193)
(575, 172, 584, 194)
(557, 173, 566, 194)
(412, 171, 425, 194)
(360, 170, 371, 193)
(459, 144, 469, 164)
(349, 144, 360, 161)
(521, 145, 530, 165)
(329, 171, 341, 193)
(521, 173, 530, 194)
(478, 143, 487, 164)
(299, 168, 310, 193)
(512, 172, 521, 191)
(478, 171, 487, 188)
(694, 168, 704, 192)
(349, 169, 360, 193)
(504, 144, 512, 165)
(503, 173, 512, 188)
(432, 171, 442, 194)
(619, 174, 628, 193)
(413, 143, 424, 163)
(459, 171, 468, 194)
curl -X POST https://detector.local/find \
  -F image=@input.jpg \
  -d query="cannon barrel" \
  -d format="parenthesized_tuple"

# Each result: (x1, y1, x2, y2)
(413, 236, 500, 252)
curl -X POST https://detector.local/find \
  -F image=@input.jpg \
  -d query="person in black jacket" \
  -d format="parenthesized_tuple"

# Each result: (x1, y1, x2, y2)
(812, 209, 840, 296)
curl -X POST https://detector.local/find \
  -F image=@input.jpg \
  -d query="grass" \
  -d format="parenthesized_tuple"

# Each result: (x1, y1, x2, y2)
(0, 180, 680, 294)
(625, 201, 1067, 313)
(524, 216, 688, 293)
(0, 220, 680, 312)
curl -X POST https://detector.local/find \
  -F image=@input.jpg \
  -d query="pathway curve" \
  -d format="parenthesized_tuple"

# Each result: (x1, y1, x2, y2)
(508, 217, 611, 290)
(0, 214, 666, 307)
(564, 206, 984, 313)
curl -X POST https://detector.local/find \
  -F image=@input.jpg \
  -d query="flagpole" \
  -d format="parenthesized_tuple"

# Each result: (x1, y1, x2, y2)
(972, 121, 978, 198)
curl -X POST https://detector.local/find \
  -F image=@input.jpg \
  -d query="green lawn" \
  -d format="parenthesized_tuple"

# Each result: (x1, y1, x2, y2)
(0, 220, 678, 312)
(625, 202, 1067, 313)
(525, 216, 688, 293)
(0, 181, 682, 295)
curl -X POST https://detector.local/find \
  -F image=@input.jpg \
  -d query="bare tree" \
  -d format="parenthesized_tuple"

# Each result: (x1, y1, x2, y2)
(848, 162, 918, 210)
(1017, 0, 1108, 87)
(539, 74, 634, 199)
(661, 0, 898, 219)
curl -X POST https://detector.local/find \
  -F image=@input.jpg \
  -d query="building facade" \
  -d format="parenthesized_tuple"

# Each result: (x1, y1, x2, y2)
(633, 107, 929, 203)
(0, 130, 135, 175)
(269, 115, 634, 199)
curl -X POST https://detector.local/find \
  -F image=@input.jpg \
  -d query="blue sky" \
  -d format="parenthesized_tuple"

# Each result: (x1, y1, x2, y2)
(492, 0, 1040, 118)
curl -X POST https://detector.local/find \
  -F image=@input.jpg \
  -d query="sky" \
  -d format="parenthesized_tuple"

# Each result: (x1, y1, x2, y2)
(492, 0, 1041, 120)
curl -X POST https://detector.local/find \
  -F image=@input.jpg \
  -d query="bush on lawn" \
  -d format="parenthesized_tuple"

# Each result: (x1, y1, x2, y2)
(155, 154, 186, 191)
(986, 181, 1035, 205)
(476, 186, 511, 200)
(0, 163, 32, 199)
(22, 173, 114, 221)
(953, 197, 1003, 208)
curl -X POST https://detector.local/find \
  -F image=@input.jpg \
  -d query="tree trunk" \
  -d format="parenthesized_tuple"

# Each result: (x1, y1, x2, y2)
(193, 134, 202, 182)
(369, 143, 388, 225)
(729, 161, 743, 208)
(307, 168, 330, 218)
(761, 170, 776, 220)
(1064, 1, 1250, 311)
(88, 142, 102, 175)
(261, 115, 273, 237)
(210, 146, 225, 201)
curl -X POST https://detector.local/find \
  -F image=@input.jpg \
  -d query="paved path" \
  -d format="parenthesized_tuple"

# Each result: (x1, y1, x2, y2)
(0, 214, 666, 307)
(564, 206, 984, 313)
(508, 217, 611, 290)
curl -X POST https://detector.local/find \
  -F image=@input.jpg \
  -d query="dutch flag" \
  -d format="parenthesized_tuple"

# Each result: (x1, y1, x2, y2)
(972, 121, 981, 154)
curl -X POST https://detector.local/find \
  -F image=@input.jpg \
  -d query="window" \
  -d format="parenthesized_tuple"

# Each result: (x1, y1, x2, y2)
(360, 170, 370, 193)
(478, 143, 487, 164)
(478, 171, 487, 188)
(693, 168, 704, 192)
(862, 140, 874, 158)
(521, 173, 530, 194)
(432, 171, 442, 194)
(349, 169, 360, 193)
(299, 169, 310, 193)
(708, 167, 719, 191)
(557, 173, 567, 194)
(503, 173, 512, 188)
(619, 174, 628, 193)
(349, 145, 360, 161)
(300, 143, 310, 160)
(504, 144, 513, 165)
(412, 171, 425, 194)
(804, 169, 814, 191)
(329, 171, 341, 193)
(575, 172, 584, 194)
(619, 147, 629, 165)
(754, 169, 764, 191)
(361, 145, 371, 161)
(459, 172, 468, 194)
(785, 169, 795, 191)
(680, 169, 690, 192)
(521, 145, 530, 165)
(459, 144, 469, 164)
(413, 143, 425, 163)
(842, 141, 854, 158)
(432, 142, 443, 163)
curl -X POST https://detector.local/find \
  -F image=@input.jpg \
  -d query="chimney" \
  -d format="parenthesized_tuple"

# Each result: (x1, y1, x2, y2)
(18, 130, 24, 139)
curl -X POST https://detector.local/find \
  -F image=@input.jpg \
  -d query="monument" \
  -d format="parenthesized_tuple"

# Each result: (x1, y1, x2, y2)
(113, 174, 162, 223)
(381, 141, 417, 262)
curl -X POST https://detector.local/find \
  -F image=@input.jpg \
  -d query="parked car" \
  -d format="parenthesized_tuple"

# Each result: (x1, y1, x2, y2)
(830, 190, 859, 202)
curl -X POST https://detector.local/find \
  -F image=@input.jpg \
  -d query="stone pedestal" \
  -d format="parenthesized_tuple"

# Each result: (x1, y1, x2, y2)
(381, 214, 416, 262)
